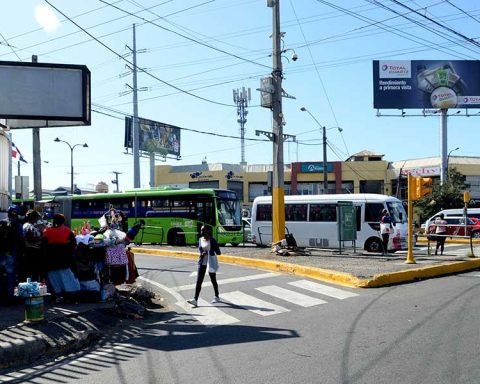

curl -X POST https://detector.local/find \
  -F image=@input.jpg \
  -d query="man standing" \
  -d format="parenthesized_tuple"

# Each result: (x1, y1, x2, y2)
(0, 205, 24, 304)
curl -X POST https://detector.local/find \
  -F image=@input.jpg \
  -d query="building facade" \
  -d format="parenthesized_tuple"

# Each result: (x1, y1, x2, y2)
(154, 150, 480, 210)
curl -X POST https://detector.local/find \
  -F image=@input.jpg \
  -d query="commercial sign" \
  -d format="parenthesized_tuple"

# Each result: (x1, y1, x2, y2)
(125, 116, 181, 158)
(373, 60, 480, 109)
(301, 163, 333, 173)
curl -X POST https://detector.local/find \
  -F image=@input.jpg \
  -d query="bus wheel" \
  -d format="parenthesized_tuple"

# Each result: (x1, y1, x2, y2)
(366, 238, 383, 253)
(230, 242, 239, 247)
(168, 229, 186, 246)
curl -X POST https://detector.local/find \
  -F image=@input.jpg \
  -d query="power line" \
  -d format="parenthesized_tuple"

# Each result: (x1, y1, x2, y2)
(44, 0, 236, 107)
(98, 0, 271, 70)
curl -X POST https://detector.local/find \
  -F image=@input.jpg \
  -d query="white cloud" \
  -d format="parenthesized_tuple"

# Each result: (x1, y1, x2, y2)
(34, 4, 60, 33)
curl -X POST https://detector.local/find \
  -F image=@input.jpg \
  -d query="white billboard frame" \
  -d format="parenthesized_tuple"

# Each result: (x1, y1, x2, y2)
(0, 61, 90, 128)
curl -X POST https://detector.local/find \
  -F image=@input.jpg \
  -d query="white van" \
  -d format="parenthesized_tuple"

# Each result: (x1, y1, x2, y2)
(251, 193, 408, 253)
(423, 208, 480, 230)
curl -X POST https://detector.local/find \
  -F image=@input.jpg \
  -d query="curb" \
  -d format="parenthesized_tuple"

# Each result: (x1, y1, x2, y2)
(132, 247, 480, 289)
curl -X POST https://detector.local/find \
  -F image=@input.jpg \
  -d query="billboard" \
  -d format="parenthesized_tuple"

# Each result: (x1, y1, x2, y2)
(0, 61, 91, 128)
(373, 60, 480, 109)
(124, 116, 181, 158)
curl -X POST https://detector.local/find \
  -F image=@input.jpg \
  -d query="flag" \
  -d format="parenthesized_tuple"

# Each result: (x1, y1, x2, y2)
(11, 142, 27, 163)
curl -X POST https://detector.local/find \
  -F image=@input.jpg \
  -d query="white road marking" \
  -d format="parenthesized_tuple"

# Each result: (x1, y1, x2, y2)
(177, 298, 239, 327)
(288, 280, 359, 299)
(220, 291, 289, 316)
(256, 285, 327, 307)
(173, 272, 280, 292)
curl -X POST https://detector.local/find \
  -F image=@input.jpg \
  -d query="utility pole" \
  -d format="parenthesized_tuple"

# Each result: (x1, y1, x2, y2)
(233, 87, 251, 165)
(270, 0, 286, 244)
(31, 55, 42, 201)
(125, 24, 148, 189)
(112, 171, 122, 193)
(128, 24, 140, 189)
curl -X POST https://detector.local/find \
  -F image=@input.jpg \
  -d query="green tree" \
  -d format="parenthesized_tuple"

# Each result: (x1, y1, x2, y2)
(415, 167, 466, 222)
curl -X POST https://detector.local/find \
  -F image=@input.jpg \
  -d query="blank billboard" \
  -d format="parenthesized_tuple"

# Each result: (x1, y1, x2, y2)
(0, 61, 90, 128)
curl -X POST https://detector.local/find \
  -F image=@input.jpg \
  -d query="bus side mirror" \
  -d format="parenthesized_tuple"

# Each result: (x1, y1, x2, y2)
(399, 212, 403, 221)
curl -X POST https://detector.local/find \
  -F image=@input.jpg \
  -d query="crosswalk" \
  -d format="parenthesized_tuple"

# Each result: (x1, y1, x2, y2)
(173, 278, 359, 327)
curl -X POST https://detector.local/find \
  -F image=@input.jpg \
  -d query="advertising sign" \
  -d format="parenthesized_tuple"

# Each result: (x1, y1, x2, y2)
(301, 162, 334, 173)
(373, 60, 480, 109)
(124, 116, 181, 158)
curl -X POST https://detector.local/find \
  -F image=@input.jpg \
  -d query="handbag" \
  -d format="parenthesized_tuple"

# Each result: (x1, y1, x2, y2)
(208, 253, 219, 273)
(105, 244, 128, 265)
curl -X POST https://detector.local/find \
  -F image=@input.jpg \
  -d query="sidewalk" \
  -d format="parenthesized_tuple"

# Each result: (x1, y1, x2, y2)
(2, 243, 480, 373)
(0, 286, 165, 372)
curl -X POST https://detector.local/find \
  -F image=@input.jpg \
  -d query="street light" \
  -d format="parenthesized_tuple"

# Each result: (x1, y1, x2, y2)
(447, 146, 459, 181)
(54, 137, 88, 194)
(300, 107, 342, 194)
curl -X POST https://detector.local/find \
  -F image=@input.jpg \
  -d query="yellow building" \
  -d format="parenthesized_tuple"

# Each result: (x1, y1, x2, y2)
(154, 151, 480, 209)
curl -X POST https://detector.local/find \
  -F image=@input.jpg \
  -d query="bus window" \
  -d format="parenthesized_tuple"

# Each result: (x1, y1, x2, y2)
(285, 204, 307, 221)
(309, 204, 337, 222)
(365, 203, 384, 222)
(256, 204, 272, 221)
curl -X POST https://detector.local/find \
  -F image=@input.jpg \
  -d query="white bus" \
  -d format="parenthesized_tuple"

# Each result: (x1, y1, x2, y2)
(251, 194, 408, 253)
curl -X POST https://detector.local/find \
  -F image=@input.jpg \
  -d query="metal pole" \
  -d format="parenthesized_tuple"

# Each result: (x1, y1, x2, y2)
(149, 152, 155, 187)
(132, 24, 140, 188)
(323, 126, 328, 194)
(70, 147, 74, 194)
(406, 174, 416, 264)
(271, 0, 285, 244)
(31, 55, 42, 202)
(440, 109, 448, 185)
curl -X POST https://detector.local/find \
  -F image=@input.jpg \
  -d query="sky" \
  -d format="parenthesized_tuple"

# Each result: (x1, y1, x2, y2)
(3, 0, 480, 192)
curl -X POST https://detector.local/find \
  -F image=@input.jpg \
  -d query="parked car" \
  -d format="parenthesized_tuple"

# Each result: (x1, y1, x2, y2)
(422, 208, 480, 231)
(427, 216, 480, 238)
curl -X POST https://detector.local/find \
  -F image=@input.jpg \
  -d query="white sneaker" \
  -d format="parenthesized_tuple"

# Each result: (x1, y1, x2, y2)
(187, 298, 197, 307)
(211, 296, 221, 303)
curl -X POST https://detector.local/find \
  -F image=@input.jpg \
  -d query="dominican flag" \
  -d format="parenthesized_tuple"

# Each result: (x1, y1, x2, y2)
(12, 142, 27, 163)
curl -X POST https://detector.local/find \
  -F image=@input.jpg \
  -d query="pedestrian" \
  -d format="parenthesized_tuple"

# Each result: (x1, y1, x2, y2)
(125, 219, 145, 244)
(187, 225, 221, 307)
(21, 209, 45, 282)
(42, 213, 80, 302)
(0, 205, 24, 304)
(434, 213, 448, 255)
(379, 209, 392, 255)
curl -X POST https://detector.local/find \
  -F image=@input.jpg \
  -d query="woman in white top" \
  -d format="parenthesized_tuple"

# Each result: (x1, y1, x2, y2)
(187, 225, 222, 307)
(434, 213, 448, 255)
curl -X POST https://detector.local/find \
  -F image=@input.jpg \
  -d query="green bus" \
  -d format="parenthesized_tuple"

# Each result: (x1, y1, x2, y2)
(38, 188, 244, 246)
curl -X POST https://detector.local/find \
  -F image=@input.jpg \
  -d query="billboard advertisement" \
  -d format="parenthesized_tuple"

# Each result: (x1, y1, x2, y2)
(124, 116, 181, 158)
(373, 60, 480, 109)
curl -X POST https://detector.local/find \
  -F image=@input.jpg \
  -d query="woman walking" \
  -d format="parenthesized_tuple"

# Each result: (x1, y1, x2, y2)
(187, 225, 221, 307)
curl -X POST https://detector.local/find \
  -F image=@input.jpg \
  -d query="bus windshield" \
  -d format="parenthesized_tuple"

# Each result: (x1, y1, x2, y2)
(387, 200, 407, 224)
(217, 196, 241, 226)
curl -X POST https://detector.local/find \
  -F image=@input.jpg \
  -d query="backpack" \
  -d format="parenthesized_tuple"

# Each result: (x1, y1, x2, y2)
(0, 220, 15, 254)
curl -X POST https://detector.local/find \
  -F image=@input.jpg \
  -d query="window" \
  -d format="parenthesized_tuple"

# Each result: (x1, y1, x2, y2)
(285, 204, 307, 221)
(249, 183, 269, 201)
(365, 203, 384, 222)
(309, 204, 337, 222)
(360, 180, 383, 194)
(341, 181, 354, 194)
(256, 204, 272, 221)
(227, 180, 243, 202)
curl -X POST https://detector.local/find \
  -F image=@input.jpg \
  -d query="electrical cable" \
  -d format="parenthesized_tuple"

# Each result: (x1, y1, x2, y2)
(44, 0, 236, 107)
(98, 0, 271, 70)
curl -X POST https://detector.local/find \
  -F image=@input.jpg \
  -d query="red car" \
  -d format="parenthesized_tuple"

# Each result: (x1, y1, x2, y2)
(428, 216, 480, 238)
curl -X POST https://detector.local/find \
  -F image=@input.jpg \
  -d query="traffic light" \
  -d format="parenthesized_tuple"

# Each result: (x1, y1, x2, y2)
(414, 177, 433, 199)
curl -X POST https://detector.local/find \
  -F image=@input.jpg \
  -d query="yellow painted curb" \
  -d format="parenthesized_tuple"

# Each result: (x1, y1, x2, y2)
(132, 247, 480, 289)
(360, 258, 480, 287)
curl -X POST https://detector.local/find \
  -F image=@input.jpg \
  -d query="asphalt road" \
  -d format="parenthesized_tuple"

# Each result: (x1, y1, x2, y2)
(4, 252, 480, 384)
